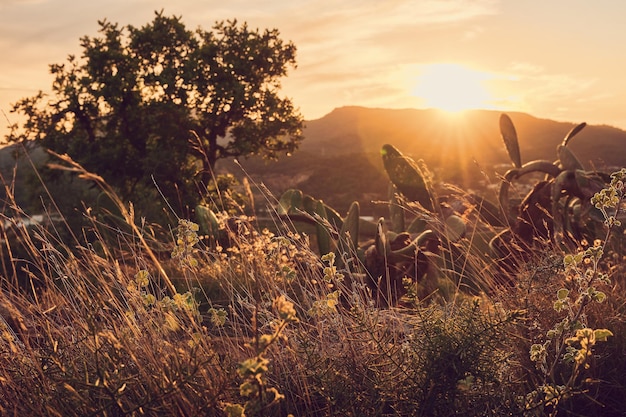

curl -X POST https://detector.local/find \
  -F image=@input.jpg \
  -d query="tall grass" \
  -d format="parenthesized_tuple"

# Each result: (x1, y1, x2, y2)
(0, 156, 625, 416)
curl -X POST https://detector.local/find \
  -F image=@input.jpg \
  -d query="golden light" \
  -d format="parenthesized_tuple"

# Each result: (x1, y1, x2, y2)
(412, 63, 493, 113)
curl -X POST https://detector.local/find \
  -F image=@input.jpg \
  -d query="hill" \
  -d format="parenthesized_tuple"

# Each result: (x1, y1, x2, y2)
(228, 106, 626, 215)
(299, 106, 626, 170)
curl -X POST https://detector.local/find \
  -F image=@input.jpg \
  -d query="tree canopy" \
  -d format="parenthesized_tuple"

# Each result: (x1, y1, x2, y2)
(7, 11, 303, 215)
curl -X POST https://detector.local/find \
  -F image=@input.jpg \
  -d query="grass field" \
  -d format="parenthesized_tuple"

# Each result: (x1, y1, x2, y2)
(1, 159, 626, 417)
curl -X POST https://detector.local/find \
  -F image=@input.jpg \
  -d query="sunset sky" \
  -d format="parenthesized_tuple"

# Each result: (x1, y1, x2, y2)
(1, 0, 626, 139)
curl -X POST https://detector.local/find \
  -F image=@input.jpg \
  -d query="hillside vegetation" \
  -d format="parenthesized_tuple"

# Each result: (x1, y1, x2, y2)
(2, 109, 626, 416)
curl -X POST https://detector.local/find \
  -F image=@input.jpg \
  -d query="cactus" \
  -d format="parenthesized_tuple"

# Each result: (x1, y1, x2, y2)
(338, 201, 360, 256)
(196, 204, 220, 246)
(491, 114, 611, 267)
(278, 186, 444, 305)
(277, 189, 345, 254)
(388, 183, 405, 233)
(381, 144, 435, 211)
(500, 113, 522, 168)
(279, 143, 495, 305)
(277, 115, 617, 303)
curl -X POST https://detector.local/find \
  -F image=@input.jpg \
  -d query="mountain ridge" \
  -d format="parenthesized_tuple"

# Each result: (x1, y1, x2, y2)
(300, 106, 626, 167)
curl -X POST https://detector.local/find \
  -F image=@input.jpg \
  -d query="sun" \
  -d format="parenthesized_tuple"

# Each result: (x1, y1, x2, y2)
(412, 63, 493, 113)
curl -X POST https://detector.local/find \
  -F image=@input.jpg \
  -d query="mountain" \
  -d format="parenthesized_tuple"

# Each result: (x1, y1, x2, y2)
(300, 106, 626, 166)
(229, 106, 626, 215)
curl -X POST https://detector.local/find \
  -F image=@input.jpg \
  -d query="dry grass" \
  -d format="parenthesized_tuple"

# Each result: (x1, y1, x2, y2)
(0, 160, 625, 416)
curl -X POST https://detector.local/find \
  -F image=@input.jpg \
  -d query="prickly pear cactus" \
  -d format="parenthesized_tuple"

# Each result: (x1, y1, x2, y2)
(492, 114, 611, 261)
(381, 144, 435, 211)
(196, 204, 220, 245)
(499, 113, 522, 169)
(277, 113, 619, 304)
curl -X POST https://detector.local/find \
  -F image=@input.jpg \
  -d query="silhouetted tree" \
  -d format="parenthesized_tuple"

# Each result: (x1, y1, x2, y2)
(7, 10, 303, 215)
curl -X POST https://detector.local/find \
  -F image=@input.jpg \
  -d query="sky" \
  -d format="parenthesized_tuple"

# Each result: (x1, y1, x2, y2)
(2, 0, 626, 140)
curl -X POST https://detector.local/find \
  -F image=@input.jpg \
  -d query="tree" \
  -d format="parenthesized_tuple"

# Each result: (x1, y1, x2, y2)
(7, 11, 303, 215)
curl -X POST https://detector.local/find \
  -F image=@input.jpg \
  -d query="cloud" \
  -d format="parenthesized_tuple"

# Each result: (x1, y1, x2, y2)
(0, 0, 46, 9)
(278, 2, 500, 89)
(482, 62, 606, 124)
(273, 0, 499, 45)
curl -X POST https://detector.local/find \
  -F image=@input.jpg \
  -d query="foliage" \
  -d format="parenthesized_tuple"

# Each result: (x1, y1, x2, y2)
(278, 113, 621, 309)
(204, 173, 253, 216)
(0, 217, 226, 416)
(2, 119, 626, 416)
(6, 11, 303, 216)
(492, 115, 611, 261)
(225, 295, 298, 417)
(277, 144, 498, 306)
(523, 168, 625, 416)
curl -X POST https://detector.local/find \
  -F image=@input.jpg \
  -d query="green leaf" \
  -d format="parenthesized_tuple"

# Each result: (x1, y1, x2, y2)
(237, 357, 269, 378)
(388, 183, 405, 232)
(224, 403, 246, 417)
(406, 217, 428, 234)
(374, 217, 389, 256)
(594, 328, 613, 342)
(239, 380, 259, 397)
(313, 200, 332, 256)
(209, 308, 227, 326)
(557, 144, 583, 170)
(273, 294, 298, 322)
(562, 122, 586, 147)
(557, 288, 569, 301)
(445, 214, 466, 242)
(563, 254, 575, 267)
(553, 300, 565, 312)
(499, 113, 522, 168)
(195, 205, 219, 238)
(278, 189, 303, 214)
(574, 253, 584, 264)
(518, 160, 562, 178)
(381, 144, 434, 211)
(258, 334, 273, 350)
(593, 291, 607, 303)
(135, 269, 149, 287)
(530, 343, 546, 362)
